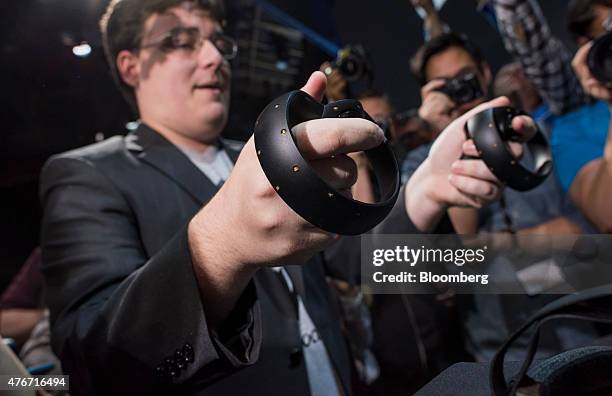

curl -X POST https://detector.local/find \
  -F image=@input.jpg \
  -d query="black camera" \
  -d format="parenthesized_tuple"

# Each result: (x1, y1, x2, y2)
(334, 45, 373, 83)
(587, 31, 612, 86)
(435, 72, 483, 105)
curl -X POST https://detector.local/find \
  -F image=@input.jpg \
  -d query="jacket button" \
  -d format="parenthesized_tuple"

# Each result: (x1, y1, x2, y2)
(289, 348, 303, 368)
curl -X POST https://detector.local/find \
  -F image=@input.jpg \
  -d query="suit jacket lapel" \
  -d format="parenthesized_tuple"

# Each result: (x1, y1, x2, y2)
(284, 265, 306, 299)
(126, 124, 220, 206)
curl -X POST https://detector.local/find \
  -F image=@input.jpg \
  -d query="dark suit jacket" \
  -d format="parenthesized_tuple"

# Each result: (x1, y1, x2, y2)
(40, 124, 353, 395)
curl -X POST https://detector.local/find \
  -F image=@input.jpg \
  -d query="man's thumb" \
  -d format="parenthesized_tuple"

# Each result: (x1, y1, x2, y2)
(300, 71, 328, 102)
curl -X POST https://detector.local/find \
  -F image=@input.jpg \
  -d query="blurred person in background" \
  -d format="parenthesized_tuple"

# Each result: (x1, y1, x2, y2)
(401, 2, 595, 364)
(492, 0, 612, 232)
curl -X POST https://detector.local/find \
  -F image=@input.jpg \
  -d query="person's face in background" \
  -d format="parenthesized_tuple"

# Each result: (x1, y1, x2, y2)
(360, 95, 392, 120)
(121, 3, 231, 144)
(577, 4, 612, 46)
(424, 45, 492, 118)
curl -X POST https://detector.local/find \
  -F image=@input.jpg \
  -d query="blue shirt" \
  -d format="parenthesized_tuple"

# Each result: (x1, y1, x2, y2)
(551, 100, 610, 192)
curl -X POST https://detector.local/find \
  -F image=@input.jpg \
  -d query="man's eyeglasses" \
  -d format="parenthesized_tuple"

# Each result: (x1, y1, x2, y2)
(140, 26, 238, 60)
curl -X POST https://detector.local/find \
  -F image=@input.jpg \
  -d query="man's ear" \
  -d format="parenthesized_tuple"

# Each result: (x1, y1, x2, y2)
(116, 50, 140, 88)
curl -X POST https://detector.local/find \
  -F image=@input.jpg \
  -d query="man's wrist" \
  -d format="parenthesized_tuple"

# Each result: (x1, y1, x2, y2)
(188, 199, 258, 326)
(404, 160, 447, 231)
(417, 107, 442, 135)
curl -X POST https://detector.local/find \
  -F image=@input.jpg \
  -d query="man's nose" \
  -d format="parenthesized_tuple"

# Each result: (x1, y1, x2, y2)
(196, 38, 224, 68)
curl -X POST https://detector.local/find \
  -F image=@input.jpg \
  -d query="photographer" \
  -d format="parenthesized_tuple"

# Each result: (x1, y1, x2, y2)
(405, 33, 582, 235)
(400, 30, 597, 364)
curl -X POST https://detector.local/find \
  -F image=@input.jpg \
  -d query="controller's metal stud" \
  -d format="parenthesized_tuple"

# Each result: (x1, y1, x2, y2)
(292, 165, 300, 173)
(328, 192, 334, 198)
(281, 129, 287, 135)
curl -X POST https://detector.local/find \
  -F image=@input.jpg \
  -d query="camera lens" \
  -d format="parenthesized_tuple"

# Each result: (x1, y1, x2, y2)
(339, 55, 363, 82)
(454, 83, 475, 104)
(587, 31, 612, 86)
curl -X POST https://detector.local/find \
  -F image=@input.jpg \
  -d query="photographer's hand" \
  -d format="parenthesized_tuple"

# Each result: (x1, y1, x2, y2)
(410, 0, 447, 39)
(418, 79, 456, 135)
(411, 0, 435, 14)
(572, 41, 612, 103)
(320, 61, 348, 102)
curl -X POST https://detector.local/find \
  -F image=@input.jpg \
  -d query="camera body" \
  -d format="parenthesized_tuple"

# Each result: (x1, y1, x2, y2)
(435, 72, 484, 105)
(334, 45, 373, 83)
(587, 31, 612, 87)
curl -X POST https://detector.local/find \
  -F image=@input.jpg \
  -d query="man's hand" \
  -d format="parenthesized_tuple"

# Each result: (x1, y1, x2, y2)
(320, 61, 348, 102)
(418, 79, 456, 134)
(572, 41, 612, 103)
(411, 0, 436, 14)
(405, 96, 536, 231)
(188, 71, 383, 324)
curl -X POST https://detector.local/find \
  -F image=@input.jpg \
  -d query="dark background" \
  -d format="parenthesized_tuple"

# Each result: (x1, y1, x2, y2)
(0, 0, 572, 292)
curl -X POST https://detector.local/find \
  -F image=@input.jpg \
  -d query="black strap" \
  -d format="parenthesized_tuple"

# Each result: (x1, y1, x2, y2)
(490, 285, 612, 395)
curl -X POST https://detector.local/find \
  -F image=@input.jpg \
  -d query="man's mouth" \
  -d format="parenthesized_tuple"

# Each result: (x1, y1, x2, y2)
(193, 81, 225, 92)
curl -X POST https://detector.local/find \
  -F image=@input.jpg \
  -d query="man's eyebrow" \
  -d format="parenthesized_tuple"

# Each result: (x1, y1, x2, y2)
(456, 65, 478, 75)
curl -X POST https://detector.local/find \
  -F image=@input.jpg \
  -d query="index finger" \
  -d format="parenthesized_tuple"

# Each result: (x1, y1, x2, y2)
(511, 115, 537, 142)
(421, 79, 446, 100)
(453, 96, 511, 129)
(293, 118, 384, 160)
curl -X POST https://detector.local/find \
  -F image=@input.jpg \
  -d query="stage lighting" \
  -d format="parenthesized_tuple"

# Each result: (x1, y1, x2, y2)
(72, 43, 92, 58)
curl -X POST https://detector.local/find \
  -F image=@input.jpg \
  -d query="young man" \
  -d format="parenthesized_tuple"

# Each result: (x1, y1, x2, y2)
(40, 0, 510, 394)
